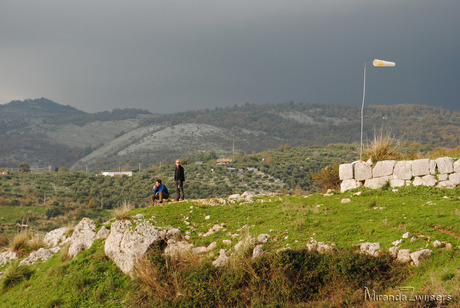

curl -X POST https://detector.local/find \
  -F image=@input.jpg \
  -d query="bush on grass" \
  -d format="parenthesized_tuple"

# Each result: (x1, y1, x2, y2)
(132, 247, 410, 307)
(1, 261, 34, 291)
(311, 164, 340, 192)
(364, 131, 402, 162)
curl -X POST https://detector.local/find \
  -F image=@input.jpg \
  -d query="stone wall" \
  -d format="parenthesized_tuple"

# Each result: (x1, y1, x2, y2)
(339, 157, 460, 192)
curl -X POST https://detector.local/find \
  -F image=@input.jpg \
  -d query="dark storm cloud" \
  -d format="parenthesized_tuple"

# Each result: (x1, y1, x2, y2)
(1, 0, 459, 113)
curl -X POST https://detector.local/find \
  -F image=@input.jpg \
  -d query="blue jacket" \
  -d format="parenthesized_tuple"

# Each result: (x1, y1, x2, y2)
(154, 184, 169, 195)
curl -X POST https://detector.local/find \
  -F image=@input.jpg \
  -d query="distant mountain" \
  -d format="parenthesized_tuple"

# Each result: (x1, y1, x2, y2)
(0, 99, 458, 171)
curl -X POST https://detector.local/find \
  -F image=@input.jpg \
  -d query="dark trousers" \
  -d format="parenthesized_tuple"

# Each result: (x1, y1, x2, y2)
(151, 192, 169, 205)
(175, 180, 184, 201)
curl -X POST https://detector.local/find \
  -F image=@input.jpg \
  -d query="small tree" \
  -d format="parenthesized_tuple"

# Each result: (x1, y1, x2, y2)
(18, 162, 30, 173)
(311, 164, 340, 192)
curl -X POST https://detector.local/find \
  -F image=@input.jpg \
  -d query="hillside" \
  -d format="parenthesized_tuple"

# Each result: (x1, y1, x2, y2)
(0, 186, 458, 306)
(0, 144, 356, 238)
(1, 99, 459, 171)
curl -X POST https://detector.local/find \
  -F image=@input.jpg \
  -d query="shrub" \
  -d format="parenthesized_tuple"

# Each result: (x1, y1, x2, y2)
(363, 131, 401, 162)
(28, 234, 45, 252)
(10, 232, 45, 257)
(0, 235, 9, 247)
(11, 232, 31, 257)
(131, 245, 409, 307)
(46, 207, 63, 219)
(311, 164, 340, 192)
(1, 261, 34, 290)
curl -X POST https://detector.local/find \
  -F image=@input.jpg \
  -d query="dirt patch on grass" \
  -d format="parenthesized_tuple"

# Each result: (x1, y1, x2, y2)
(433, 225, 460, 238)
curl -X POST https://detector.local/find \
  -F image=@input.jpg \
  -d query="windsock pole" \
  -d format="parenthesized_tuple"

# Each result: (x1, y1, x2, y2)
(360, 59, 396, 161)
(360, 62, 366, 161)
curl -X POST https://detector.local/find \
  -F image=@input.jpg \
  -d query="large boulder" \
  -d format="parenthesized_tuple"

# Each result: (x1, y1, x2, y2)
(68, 218, 97, 258)
(104, 220, 180, 275)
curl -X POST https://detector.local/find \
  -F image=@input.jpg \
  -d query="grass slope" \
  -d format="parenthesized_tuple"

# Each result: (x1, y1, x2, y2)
(0, 186, 458, 306)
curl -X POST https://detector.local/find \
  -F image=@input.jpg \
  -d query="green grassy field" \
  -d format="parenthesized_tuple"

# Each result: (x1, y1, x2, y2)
(0, 185, 458, 307)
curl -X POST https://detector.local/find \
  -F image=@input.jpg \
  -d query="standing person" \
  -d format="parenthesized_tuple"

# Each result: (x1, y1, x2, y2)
(151, 179, 169, 205)
(174, 159, 185, 201)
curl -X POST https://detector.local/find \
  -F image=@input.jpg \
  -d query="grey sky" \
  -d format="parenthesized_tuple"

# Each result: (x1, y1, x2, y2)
(1, 0, 459, 113)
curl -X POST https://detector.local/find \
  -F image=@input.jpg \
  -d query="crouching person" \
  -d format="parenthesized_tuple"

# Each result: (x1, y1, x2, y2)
(151, 179, 169, 205)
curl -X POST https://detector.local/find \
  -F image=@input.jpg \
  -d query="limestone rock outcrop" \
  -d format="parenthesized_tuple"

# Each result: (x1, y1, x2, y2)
(44, 227, 69, 247)
(68, 218, 97, 259)
(104, 219, 181, 275)
(20, 247, 60, 266)
(0, 249, 18, 266)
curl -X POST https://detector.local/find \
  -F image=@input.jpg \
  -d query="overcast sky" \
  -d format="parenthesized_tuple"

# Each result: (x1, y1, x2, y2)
(1, 0, 459, 113)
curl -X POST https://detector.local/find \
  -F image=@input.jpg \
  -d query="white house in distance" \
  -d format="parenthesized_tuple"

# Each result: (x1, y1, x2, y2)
(101, 171, 133, 177)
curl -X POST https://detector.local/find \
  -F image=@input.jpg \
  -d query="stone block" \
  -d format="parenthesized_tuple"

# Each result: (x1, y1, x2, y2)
(393, 161, 412, 180)
(372, 160, 396, 178)
(413, 175, 437, 187)
(455, 159, 460, 173)
(430, 160, 437, 174)
(412, 159, 430, 177)
(422, 175, 437, 187)
(340, 179, 362, 193)
(448, 173, 460, 185)
(364, 176, 389, 189)
(354, 162, 372, 181)
(339, 163, 354, 180)
(389, 178, 406, 188)
(412, 177, 424, 186)
(438, 174, 448, 181)
(436, 157, 454, 174)
(437, 181, 456, 189)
